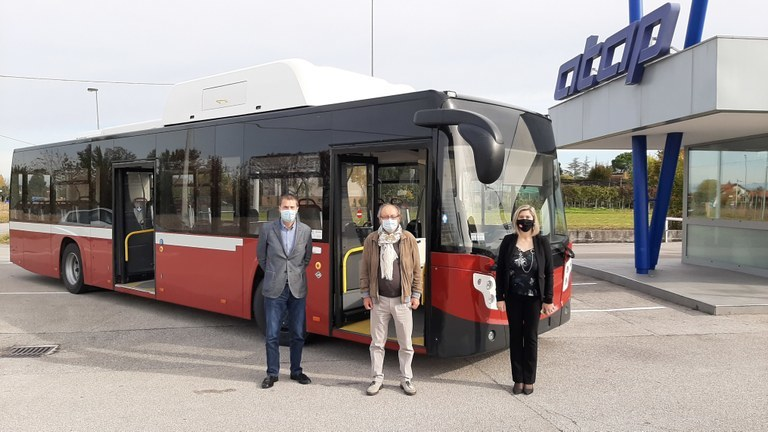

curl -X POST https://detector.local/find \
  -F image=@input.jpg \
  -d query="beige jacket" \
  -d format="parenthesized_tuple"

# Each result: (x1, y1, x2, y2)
(359, 229, 423, 303)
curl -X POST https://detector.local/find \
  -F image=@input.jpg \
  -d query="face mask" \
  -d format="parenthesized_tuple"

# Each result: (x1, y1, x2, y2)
(517, 219, 534, 232)
(381, 219, 399, 233)
(281, 209, 297, 223)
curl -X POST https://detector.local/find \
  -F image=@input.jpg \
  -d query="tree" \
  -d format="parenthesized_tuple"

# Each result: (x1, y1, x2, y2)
(587, 164, 613, 182)
(0, 174, 6, 201)
(566, 158, 581, 179)
(611, 152, 633, 174)
(581, 156, 591, 178)
(647, 150, 685, 217)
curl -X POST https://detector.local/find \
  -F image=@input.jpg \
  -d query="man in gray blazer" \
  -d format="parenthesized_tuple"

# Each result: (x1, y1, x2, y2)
(257, 193, 314, 389)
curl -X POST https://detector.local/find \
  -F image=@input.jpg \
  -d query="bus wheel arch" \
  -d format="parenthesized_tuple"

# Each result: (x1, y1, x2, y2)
(251, 271, 267, 334)
(60, 241, 88, 294)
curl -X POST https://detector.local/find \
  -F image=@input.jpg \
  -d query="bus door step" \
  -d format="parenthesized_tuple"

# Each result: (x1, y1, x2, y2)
(115, 279, 156, 295)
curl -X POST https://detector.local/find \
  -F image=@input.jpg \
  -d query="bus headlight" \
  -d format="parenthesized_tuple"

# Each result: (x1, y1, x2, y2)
(488, 330, 496, 341)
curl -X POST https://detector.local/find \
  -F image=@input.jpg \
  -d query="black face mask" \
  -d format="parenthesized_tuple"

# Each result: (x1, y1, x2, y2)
(516, 219, 534, 232)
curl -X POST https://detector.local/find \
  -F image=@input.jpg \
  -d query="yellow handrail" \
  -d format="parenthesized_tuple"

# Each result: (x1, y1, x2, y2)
(342, 246, 364, 293)
(124, 229, 155, 262)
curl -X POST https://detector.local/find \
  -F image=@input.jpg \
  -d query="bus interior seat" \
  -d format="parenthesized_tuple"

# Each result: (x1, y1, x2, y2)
(298, 201, 322, 230)
(406, 219, 422, 238)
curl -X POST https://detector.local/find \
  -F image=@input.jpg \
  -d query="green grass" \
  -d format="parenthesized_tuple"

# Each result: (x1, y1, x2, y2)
(0, 233, 7, 245)
(565, 208, 634, 230)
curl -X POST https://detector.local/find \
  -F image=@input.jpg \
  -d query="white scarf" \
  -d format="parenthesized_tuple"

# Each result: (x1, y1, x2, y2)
(377, 225, 402, 280)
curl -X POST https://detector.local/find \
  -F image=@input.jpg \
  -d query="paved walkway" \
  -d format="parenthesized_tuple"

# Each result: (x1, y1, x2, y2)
(0, 223, 8, 235)
(573, 242, 768, 315)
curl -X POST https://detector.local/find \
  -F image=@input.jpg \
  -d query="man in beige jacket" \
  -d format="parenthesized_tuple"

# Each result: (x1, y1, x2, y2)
(360, 203, 422, 396)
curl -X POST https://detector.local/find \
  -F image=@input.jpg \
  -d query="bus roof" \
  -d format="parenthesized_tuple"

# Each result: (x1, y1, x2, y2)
(162, 59, 414, 126)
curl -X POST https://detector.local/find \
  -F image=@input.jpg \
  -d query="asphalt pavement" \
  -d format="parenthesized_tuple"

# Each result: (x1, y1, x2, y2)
(2, 243, 768, 431)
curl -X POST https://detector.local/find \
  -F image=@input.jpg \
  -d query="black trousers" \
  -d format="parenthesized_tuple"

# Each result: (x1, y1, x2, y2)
(505, 294, 542, 384)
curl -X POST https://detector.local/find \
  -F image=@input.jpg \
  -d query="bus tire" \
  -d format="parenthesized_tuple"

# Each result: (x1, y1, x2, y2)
(61, 243, 88, 294)
(252, 281, 307, 347)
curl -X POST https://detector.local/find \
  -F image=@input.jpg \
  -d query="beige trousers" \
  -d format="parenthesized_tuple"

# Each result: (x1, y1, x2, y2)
(369, 296, 414, 382)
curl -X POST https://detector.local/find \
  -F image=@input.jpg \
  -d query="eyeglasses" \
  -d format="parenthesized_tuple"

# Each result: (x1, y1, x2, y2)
(380, 214, 400, 219)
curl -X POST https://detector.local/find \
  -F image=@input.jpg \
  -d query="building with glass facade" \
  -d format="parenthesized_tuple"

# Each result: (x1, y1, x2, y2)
(550, 36, 768, 277)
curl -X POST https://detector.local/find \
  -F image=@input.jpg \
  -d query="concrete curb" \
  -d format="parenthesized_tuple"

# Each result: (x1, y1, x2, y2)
(573, 263, 717, 314)
(569, 230, 682, 243)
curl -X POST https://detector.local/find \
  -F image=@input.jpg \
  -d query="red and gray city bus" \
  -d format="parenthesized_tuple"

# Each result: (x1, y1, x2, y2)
(9, 60, 573, 357)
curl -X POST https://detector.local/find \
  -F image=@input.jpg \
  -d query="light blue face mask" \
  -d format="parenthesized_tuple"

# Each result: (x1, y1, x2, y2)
(281, 209, 297, 223)
(381, 218, 399, 233)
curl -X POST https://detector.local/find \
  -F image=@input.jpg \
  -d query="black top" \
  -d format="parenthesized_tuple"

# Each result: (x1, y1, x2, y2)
(509, 246, 539, 297)
(378, 242, 402, 298)
(495, 233, 554, 304)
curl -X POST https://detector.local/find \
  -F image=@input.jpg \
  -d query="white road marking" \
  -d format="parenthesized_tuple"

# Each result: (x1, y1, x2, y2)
(573, 306, 667, 313)
(571, 282, 597, 286)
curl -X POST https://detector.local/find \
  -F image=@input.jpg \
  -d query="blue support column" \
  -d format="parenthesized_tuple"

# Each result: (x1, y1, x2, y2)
(649, 133, 683, 269)
(684, 0, 709, 48)
(629, 0, 643, 22)
(632, 136, 650, 274)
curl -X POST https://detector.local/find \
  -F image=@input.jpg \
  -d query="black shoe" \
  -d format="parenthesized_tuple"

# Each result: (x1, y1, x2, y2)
(523, 384, 534, 395)
(261, 375, 278, 389)
(512, 383, 524, 395)
(290, 373, 312, 385)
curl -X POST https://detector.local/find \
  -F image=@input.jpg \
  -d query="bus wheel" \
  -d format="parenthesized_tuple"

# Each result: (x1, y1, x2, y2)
(61, 243, 87, 294)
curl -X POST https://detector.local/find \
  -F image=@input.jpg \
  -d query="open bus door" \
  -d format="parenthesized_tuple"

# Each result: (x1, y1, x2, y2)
(113, 162, 156, 294)
(331, 146, 429, 349)
(334, 155, 378, 326)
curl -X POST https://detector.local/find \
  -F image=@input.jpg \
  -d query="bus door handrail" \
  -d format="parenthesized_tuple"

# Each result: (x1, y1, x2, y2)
(342, 246, 364, 293)
(124, 229, 155, 261)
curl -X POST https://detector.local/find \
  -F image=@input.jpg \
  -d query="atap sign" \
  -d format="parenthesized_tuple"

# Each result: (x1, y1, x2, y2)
(554, 2, 680, 101)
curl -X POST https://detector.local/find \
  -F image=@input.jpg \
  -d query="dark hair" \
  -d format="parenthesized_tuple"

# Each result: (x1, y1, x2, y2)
(279, 193, 299, 207)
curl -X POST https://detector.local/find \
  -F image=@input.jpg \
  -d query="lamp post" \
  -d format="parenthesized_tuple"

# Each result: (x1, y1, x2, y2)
(87, 87, 100, 129)
(370, 0, 374, 77)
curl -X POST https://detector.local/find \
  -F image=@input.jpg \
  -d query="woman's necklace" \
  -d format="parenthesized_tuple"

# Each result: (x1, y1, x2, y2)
(514, 247, 534, 273)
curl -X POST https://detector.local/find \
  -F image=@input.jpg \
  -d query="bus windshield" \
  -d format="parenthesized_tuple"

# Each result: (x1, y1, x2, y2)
(437, 102, 568, 258)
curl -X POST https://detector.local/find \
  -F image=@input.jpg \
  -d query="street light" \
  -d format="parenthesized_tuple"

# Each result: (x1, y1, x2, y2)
(87, 87, 100, 129)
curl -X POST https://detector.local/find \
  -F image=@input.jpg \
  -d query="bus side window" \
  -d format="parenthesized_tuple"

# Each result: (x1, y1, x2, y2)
(297, 198, 322, 231)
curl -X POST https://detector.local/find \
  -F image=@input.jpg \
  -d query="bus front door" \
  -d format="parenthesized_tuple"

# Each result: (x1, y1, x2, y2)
(335, 157, 377, 325)
(113, 163, 156, 293)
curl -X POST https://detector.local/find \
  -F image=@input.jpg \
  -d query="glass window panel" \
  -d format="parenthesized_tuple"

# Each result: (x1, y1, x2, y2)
(688, 224, 768, 270)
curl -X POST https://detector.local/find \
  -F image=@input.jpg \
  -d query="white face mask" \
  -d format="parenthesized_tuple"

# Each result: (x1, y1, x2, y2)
(381, 218, 399, 233)
(280, 209, 297, 223)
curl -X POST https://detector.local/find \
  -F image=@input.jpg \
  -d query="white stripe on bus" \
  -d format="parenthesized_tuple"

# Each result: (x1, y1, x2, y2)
(10, 221, 112, 239)
(9, 222, 244, 252)
(155, 232, 243, 252)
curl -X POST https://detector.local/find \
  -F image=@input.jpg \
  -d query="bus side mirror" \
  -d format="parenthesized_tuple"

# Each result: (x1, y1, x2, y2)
(414, 108, 505, 184)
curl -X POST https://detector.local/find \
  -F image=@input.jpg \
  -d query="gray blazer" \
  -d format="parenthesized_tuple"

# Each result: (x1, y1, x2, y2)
(256, 219, 313, 299)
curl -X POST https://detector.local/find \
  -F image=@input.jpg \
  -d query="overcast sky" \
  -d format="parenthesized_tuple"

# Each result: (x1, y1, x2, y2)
(2, 0, 768, 181)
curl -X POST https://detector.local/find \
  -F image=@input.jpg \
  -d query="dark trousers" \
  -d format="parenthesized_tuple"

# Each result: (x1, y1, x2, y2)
(264, 285, 306, 377)
(505, 294, 542, 384)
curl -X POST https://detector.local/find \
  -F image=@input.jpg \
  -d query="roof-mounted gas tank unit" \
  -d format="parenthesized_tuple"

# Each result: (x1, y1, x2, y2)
(162, 58, 414, 126)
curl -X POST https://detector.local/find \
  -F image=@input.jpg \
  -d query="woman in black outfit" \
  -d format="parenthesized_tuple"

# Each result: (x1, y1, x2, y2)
(495, 205, 555, 395)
